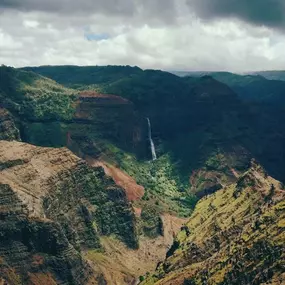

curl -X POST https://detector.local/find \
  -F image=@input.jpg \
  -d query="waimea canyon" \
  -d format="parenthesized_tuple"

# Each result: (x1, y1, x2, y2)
(0, 65, 285, 285)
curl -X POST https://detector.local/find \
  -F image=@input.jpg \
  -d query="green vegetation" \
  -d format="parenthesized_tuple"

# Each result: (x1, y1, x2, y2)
(2, 64, 285, 217)
(98, 142, 198, 216)
(142, 164, 285, 285)
(1, 64, 285, 284)
(0, 108, 20, 141)
(0, 66, 78, 147)
(139, 204, 163, 238)
(22, 65, 143, 88)
(0, 66, 77, 121)
(44, 163, 138, 249)
(1, 66, 200, 217)
(178, 70, 285, 105)
(22, 122, 67, 146)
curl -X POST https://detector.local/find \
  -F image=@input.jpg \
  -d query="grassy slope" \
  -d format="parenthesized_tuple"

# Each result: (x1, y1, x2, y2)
(142, 162, 285, 285)
(0, 66, 76, 121)
(98, 143, 197, 217)
(21, 65, 144, 89)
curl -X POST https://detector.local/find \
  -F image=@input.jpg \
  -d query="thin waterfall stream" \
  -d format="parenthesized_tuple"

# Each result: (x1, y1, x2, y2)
(146, 118, 157, 161)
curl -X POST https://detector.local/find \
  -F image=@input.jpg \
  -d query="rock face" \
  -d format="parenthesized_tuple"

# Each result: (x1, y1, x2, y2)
(0, 140, 138, 284)
(67, 91, 144, 158)
(0, 108, 20, 141)
(88, 158, 145, 201)
(0, 183, 95, 285)
(143, 162, 285, 285)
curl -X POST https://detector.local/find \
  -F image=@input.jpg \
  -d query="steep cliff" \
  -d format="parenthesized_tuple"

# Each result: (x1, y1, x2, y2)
(142, 161, 285, 285)
(0, 140, 137, 284)
(0, 65, 144, 156)
(0, 108, 20, 141)
(66, 90, 142, 157)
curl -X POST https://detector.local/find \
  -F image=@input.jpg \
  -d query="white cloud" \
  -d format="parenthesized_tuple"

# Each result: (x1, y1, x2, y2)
(23, 19, 39, 28)
(0, 7, 285, 71)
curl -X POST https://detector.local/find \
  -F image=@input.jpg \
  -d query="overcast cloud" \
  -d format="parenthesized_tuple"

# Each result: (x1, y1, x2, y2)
(0, 0, 285, 71)
(187, 0, 285, 29)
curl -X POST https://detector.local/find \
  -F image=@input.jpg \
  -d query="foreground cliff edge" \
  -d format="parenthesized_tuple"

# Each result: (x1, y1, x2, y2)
(0, 140, 139, 284)
(142, 161, 285, 285)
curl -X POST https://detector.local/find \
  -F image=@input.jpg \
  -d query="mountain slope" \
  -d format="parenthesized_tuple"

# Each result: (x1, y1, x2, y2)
(250, 70, 285, 82)
(172, 70, 285, 105)
(142, 161, 285, 285)
(0, 140, 138, 284)
(21, 65, 143, 88)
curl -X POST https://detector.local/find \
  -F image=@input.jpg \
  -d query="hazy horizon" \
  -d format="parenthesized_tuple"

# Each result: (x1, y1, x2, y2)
(6, 64, 285, 75)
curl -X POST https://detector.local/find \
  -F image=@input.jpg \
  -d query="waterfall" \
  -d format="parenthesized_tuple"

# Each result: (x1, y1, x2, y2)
(146, 118, 157, 161)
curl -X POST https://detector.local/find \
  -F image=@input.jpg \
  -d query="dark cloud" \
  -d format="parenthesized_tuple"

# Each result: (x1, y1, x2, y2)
(2, 0, 284, 30)
(0, 0, 136, 16)
(187, 0, 285, 29)
(0, 0, 178, 26)
(1, 0, 285, 71)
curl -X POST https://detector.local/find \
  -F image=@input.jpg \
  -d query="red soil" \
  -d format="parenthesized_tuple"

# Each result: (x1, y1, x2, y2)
(87, 158, 144, 201)
(79, 91, 130, 103)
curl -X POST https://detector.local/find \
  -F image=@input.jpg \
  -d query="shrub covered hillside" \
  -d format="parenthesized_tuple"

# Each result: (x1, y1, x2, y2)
(23, 65, 285, 183)
(0, 65, 76, 121)
(142, 160, 285, 285)
(0, 65, 77, 146)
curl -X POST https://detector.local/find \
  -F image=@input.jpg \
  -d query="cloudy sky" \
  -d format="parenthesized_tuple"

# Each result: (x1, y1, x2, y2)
(0, 0, 285, 71)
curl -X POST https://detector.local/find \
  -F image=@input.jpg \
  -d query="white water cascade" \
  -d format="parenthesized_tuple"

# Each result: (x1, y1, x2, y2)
(146, 118, 157, 161)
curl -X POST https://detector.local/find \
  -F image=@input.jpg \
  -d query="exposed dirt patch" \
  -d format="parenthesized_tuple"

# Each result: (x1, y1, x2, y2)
(87, 158, 144, 201)
(134, 207, 142, 217)
(79, 91, 131, 104)
(28, 273, 58, 285)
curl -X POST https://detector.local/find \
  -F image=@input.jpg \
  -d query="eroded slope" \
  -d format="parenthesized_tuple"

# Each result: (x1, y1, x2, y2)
(143, 161, 285, 285)
(0, 140, 137, 284)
